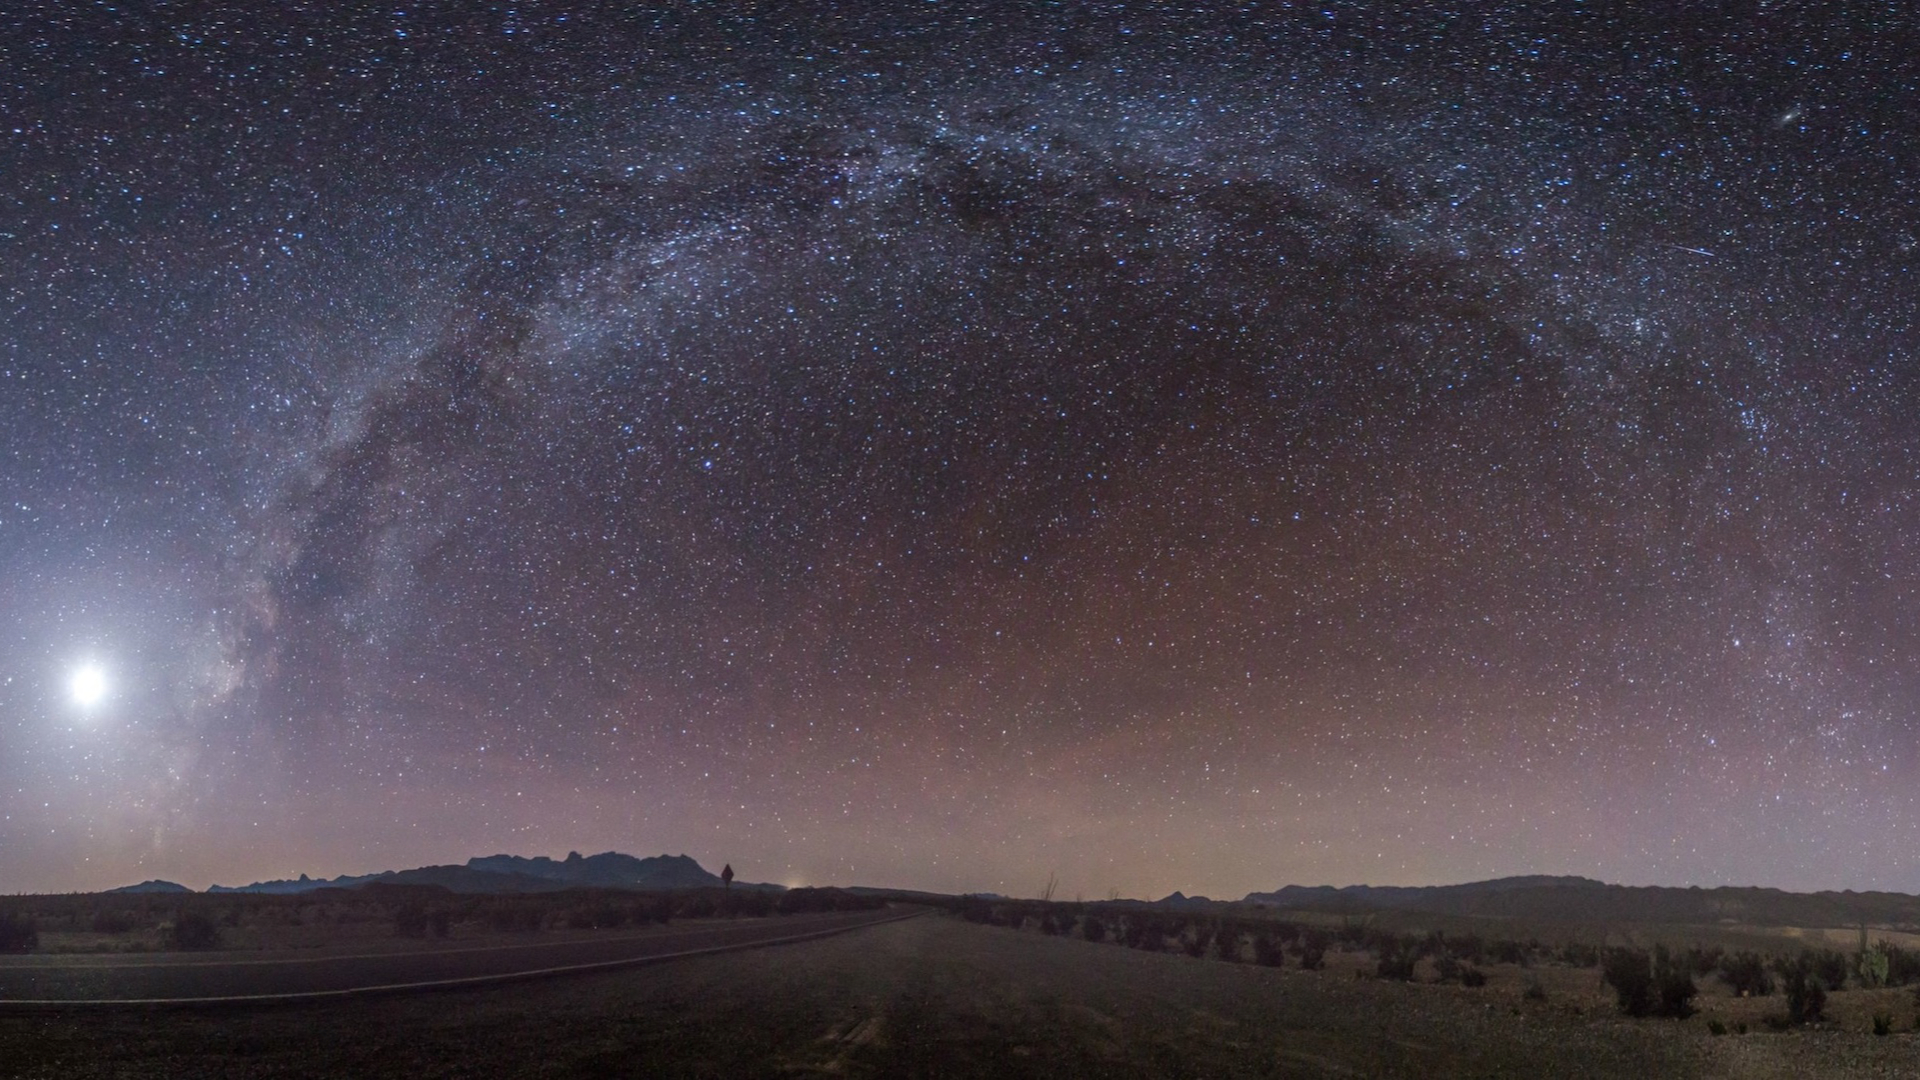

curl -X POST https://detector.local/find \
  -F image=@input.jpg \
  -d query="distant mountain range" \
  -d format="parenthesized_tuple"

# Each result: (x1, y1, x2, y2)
(185, 852, 774, 895)
(105, 879, 192, 894)
(1236, 875, 1920, 928)
(103, 863, 1920, 928)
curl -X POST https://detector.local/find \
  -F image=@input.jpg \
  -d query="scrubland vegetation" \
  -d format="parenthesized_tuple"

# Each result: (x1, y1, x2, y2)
(0, 885, 882, 955)
(933, 894, 1920, 1037)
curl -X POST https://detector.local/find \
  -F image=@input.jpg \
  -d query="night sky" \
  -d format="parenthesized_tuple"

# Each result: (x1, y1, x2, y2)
(5, 3, 1919, 899)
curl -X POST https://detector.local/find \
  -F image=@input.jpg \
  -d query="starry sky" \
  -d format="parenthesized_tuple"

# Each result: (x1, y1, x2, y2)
(4, 2, 1919, 898)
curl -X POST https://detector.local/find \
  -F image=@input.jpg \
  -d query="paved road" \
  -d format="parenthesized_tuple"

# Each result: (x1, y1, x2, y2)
(0, 907, 918, 1005)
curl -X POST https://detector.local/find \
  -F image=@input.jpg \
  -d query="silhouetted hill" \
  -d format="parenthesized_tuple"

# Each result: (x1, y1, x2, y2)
(466, 851, 726, 889)
(1243, 876, 1920, 928)
(104, 880, 191, 894)
(207, 851, 774, 894)
(208, 866, 568, 894)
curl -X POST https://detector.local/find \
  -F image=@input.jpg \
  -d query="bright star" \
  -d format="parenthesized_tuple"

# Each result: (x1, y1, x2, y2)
(69, 664, 108, 708)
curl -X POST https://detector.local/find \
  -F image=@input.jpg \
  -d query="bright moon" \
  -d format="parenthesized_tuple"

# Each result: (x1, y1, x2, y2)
(69, 664, 108, 707)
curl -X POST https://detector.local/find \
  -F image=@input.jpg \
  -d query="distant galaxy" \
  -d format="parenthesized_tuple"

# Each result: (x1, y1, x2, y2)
(3, 3, 1918, 897)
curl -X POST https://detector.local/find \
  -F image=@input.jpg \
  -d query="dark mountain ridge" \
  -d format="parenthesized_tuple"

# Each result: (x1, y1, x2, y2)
(103, 880, 192, 894)
(1243, 875, 1920, 928)
(202, 851, 772, 895)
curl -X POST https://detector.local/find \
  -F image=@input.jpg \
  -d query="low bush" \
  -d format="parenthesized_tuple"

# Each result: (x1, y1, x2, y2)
(394, 904, 431, 938)
(1686, 946, 1724, 977)
(1460, 966, 1488, 988)
(1296, 930, 1328, 971)
(0, 912, 38, 953)
(1559, 942, 1599, 968)
(168, 910, 220, 950)
(1872, 1013, 1893, 1036)
(90, 909, 137, 935)
(1602, 949, 1655, 1017)
(1885, 943, 1920, 986)
(1810, 948, 1850, 992)
(1490, 939, 1530, 966)
(1719, 950, 1773, 997)
(1080, 914, 1107, 943)
(1778, 956, 1828, 1024)
(1375, 942, 1417, 981)
(1654, 947, 1698, 1020)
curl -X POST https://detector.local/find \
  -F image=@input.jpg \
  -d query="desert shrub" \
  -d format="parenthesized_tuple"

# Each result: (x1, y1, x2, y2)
(485, 902, 543, 932)
(394, 904, 431, 938)
(1460, 966, 1488, 988)
(1707, 1018, 1727, 1036)
(1433, 954, 1462, 983)
(1124, 917, 1160, 950)
(1491, 938, 1529, 966)
(1080, 913, 1107, 943)
(169, 910, 220, 950)
(959, 897, 994, 924)
(1884, 943, 1920, 986)
(1559, 942, 1599, 968)
(90, 909, 137, 935)
(1450, 934, 1486, 965)
(1251, 933, 1286, 967)
(0, 912, 38, 953)
(1366, 927, 1411, 957)
(1686, 946, 1724, 977)
(682, 895, 717, 919)
(1872, 1013, 1893, 1036)
(1719, 951, 1774, 997)
(1375, 941, 1417, 981)
(1296, 931, 1328, 971)
(1857, 945, 1890, 989)
(1778, 957, 1828, 1024)
(560, 895, 629, 930)
(1810, 948, 1850, 991)
(1602, 948, 1655, 1017)
(1140, 919, 1168, 951)
(1183, 924, 1212, 958)
(1522, 978, 1548, 1002)
(1653, 946, 1698, 1019)
(777, 887, 880, 915)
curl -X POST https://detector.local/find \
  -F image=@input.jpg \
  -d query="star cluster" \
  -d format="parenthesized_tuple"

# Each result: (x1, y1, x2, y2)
(3, 2, 1918, 897)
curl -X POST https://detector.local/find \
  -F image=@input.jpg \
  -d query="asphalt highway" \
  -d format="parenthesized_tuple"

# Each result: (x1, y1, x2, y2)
(0, 907, 918, 1005)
